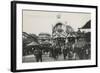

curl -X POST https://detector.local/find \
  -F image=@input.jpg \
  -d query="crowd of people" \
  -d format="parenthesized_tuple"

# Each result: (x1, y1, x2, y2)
(32, 41, 91, 62)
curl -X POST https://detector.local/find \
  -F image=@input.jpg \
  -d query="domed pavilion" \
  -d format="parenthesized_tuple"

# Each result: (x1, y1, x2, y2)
(52, 22, 75, 48)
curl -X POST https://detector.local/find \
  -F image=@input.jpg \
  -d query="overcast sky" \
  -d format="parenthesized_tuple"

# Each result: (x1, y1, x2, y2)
(23, 10, 91, 35)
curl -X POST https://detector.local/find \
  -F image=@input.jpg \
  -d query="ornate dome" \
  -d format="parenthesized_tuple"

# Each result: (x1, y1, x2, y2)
(53, 22, 74, 34)
(52, 22, 75, 39)
(53, 22, 66, 33)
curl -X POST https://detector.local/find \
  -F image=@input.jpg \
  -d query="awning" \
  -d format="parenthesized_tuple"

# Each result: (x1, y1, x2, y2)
(26, 41, 39, 47)
(81, 20, 91, 29)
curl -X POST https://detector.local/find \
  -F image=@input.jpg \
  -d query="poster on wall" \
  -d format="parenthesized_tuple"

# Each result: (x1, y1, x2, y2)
(11, 1, 98, 72)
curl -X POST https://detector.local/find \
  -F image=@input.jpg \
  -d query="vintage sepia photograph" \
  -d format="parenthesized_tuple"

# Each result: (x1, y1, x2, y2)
(22, 10, 91, 63)
(11, 1, 97, 72)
